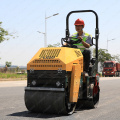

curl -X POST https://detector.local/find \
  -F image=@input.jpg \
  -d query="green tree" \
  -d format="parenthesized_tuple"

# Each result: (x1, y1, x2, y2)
(93, 48, 114, 69)
(0, 22, 14, 59)
(0, 22, 9, 43)
(5, 61, 12, 67)
(48, 43, 61, 47)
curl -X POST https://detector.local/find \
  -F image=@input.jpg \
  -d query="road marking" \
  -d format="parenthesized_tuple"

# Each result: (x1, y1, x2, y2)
(0, 80, 27, 87)
(100, 77, 120, 80)
(0, 77, 119, 87)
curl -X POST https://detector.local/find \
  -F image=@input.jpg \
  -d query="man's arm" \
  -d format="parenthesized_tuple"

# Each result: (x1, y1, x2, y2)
(82, 40, 90, 48)
(77, 35, 92, 48)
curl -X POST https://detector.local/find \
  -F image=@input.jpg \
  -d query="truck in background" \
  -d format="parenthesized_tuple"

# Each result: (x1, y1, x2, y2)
(102, 61, 120, 77)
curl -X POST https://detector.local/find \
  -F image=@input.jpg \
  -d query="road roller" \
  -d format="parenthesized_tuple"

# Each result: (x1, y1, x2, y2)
(24, 10, 100, 114)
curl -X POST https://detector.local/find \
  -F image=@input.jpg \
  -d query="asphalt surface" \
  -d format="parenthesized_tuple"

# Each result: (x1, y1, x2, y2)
(0, 77, 120, 120)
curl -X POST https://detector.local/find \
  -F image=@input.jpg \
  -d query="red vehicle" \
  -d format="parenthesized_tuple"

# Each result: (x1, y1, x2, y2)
(102, 61, 120, 77)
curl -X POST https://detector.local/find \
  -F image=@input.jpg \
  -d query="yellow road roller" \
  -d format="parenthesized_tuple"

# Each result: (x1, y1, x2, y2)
(24, 10, 100, 114)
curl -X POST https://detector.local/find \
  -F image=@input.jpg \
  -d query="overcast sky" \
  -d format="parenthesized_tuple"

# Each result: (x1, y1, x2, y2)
(0, 0, 120, 66)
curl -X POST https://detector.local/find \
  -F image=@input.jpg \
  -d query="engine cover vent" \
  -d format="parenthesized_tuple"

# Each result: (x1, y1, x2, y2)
(30, 65, 62, 67)
(33, 60, 61, 63)
(39, 49, 61, 59)
(74, 50, 82, 57)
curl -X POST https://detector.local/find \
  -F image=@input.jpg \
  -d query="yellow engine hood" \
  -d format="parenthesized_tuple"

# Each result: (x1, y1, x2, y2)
(27, 47, 83, 72)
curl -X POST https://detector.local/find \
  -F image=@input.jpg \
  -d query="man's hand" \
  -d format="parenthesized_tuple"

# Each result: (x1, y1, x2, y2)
(78, 36, 90, 48)
(77, 36, 83, 43)
(77, 36, 83, 41)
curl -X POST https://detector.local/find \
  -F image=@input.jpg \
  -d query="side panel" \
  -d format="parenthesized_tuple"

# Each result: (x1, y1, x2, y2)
(116, 63, 120, 72)
(69, 64, 81, 102)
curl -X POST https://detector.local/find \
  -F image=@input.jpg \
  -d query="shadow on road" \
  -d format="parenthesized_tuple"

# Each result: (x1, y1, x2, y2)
(8, 111, 70, 118)
(8, 107, 92, 119)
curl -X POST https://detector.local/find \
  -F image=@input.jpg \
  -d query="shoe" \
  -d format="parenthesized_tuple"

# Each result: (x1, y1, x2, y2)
(83, 71, 88, 77)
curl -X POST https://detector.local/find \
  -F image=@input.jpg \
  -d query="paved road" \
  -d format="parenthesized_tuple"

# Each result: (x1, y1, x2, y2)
(0, 77, 120, 120)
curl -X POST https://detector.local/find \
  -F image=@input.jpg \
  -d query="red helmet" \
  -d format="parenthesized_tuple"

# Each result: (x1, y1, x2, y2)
(74, 18, 85, 27)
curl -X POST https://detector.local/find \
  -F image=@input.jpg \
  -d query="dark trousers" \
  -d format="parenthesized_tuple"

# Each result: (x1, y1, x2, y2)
(82, 48, 91, 72)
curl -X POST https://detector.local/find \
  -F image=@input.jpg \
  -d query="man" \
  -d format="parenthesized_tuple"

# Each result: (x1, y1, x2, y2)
(66, 18, 92, 74)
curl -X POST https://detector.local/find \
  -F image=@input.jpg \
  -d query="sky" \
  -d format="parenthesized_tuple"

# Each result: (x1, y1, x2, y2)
(0, 0, 120, 66)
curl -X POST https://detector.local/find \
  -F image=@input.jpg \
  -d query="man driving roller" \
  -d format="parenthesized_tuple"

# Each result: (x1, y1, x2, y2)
(65, 18, 92, 75)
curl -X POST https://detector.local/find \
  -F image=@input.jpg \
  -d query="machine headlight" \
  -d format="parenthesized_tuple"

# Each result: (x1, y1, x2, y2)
(111, 72, 114, 73)
(32, 80, 36, 86)
(56, 81, 61, 87)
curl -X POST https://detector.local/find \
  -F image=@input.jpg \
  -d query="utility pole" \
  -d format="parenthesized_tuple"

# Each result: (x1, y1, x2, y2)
(37, 31, 45, 47)
(38, 13, 59, 47)
(107, 38, 115, 51)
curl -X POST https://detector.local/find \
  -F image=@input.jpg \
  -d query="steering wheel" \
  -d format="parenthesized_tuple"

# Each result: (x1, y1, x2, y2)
(61, 37, 82, 48)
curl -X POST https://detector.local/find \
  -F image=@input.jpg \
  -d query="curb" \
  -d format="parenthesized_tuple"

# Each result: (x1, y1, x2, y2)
(0, 78, 27, 81)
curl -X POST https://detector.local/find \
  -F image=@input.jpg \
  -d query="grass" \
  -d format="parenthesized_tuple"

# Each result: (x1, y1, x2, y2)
(0, 72, 27, 79)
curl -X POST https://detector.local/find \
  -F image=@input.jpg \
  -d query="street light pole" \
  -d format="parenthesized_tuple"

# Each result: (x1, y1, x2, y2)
(37, 13, 59, 47)
(37, 31, 45, 47)
(107, 38, 115, 51)
(45, 13, 59, 47)
(45, 13, 47, 47)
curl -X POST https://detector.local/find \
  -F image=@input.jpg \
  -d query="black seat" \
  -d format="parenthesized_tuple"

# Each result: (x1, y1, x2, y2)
(91, 58, 96, 65)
